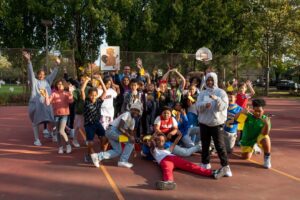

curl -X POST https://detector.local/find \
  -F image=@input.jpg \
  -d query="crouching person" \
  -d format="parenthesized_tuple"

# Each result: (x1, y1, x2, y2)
(91, 103, 142, 168)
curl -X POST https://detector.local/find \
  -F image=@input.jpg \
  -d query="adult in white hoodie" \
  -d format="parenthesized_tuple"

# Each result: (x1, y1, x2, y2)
(196, 72, 232, 177)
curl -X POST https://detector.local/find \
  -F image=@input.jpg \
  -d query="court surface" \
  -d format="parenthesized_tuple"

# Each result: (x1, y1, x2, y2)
(0, 98, 299, 200)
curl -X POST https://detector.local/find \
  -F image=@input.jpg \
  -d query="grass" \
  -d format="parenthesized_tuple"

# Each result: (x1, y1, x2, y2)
(0, 84, 25, 95)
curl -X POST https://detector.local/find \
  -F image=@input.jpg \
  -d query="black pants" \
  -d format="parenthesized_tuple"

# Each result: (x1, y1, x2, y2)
(199, 123, 228, 167)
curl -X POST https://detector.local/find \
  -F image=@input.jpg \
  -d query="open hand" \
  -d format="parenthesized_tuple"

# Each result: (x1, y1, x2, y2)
(22, 51, 31, 62)
(55, 57, 61, 65)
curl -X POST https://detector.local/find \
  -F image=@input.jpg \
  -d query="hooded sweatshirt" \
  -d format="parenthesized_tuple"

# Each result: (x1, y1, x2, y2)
(196, 72, 228, 126)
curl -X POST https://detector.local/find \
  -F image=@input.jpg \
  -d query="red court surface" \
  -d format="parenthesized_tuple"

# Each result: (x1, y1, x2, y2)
(0, 98, 299, 200)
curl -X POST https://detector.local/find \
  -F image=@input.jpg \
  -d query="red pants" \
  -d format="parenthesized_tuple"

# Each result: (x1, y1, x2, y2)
(160, 155, 212, 181)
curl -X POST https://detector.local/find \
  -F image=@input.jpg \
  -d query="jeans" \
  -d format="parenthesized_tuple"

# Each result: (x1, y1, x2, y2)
(199, 123, 228, 167)
(181, 127, 201, 148)
(172, 145, 200, 157)
(99, 126, 134, 162)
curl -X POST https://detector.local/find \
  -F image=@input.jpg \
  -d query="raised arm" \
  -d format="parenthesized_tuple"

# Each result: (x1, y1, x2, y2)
(173, 69, 186, 90)
(93, 74, 107, 100)
(23, 51, 35, 84)
(81, 77, 90, 101)
(161, 69, 171, 81)
(46, 57, 60, 85)
(246, 80, 255, 97)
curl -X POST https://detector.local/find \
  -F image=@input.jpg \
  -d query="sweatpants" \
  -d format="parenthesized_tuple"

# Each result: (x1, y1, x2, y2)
(199, 123, 228, 166)
(160, 155, 212, 181)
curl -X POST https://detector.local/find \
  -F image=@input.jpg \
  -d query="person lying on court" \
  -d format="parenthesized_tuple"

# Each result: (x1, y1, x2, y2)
(150, 133, 226, 190)
(235, 98, 272, 169)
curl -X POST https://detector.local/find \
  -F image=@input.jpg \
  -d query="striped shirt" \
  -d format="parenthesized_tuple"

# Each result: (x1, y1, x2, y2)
(83, 98, 103, 126)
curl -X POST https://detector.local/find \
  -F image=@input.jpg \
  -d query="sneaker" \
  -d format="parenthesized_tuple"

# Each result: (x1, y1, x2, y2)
(200, 163, 211, 169)
(33, 139, 42, 146)
(253, 143, 262, 154)
(58, 146, 64, 154)
(72, 139, 80, 148)
(91, 153, 100, 168)
(224, 165, 233, 177)
(66, 144, 72, 154)
(84, 153, 92, 163)
(118, 161, 133, 168)
(156, 181, 176, 190)
(264, 155, 271, 169)
(69, 129, 75, 139)
(43, 129, 51, 138)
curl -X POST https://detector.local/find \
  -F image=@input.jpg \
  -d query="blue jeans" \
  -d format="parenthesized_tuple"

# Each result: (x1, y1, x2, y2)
(98, 126, 134, 162)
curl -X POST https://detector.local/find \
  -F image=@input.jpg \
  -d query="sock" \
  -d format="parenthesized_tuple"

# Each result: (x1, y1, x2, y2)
(264, 152, 271, 157)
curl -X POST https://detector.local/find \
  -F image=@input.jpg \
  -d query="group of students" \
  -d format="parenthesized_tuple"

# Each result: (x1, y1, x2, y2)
(23, 52, 272, 190)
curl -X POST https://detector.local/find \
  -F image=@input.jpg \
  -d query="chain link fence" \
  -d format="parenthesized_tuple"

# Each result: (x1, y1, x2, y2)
(0, 48, 264, 105)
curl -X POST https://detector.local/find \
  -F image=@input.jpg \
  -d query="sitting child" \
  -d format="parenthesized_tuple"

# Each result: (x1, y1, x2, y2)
(236, 98, 272, 169)
(150, 133, 225, 190)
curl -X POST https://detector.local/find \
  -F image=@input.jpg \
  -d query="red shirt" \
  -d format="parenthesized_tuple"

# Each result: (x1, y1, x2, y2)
(236, 93, 250, 108)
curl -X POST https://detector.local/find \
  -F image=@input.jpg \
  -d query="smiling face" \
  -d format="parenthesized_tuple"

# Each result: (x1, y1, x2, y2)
(155, 135, 166, 148)
(122, 77, 130, 86)
(253, 106, 264, 118)
(56, 81, 65, 91)
(88, 90, 98, 103)
(130, 108, 140, 118)
(37, 70, 45, 80)
(206, 77, 214, 88)
(170, 78, 177, 87)
(161, 109, 171, 120)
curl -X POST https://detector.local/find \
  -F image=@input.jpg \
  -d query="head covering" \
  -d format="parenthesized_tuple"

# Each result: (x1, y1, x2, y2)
(130, 103, 142, 113)
(205, 72, 218, 90)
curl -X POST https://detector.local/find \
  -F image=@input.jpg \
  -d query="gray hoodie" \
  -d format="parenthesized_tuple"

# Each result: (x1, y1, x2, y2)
(196, 72, 228, 126)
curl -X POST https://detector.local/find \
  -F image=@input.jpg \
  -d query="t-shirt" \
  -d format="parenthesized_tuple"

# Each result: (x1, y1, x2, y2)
(101, 88, 118, 117)
(241, 114, 271, 147)
(236, 93, 251, 108)
(224, 104, 243, 134)
(153, 148, 174, 164)
(110, 112, 135, 131)
(83, 98, 103, 126)
(154, 116, 178, 133)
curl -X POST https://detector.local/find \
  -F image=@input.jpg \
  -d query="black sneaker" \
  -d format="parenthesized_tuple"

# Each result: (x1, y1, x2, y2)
(156, 181, 176, 190)
(84, 153, 92, 163)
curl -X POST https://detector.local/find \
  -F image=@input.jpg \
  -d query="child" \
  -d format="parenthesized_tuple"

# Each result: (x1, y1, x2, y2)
(91, 104, 142, 168)
(151, 133, 225, 190)
(81, 75, 107, 156)
(154, 106, 200, 157)
(224, 92, 243, 153)
(121, 78, 143, 113)
(100, 77, 118, 130)
(236, 99, 272, 169)
(23, 51, 59, 146)
(44, 79, 74, 154)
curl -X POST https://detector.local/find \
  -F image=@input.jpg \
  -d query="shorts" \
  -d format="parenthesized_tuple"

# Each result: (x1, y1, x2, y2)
(74, 114, 84, 129)
(84, 121, 105, 141)
(223, 131, 237, 152)
(241, 134, 270, 153)
(54, 115, 68, 123)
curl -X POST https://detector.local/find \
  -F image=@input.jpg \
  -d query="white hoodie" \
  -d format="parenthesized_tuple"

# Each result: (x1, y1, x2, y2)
(196, 72, 228, 126)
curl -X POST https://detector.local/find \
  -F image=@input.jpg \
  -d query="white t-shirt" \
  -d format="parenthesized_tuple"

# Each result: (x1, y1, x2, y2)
(110, 112, 135, 131)
(154, 116, 178, 129)
(101, 88, 117, 117)
(188, 103, 198, 115)
(153, 148, 174, 164)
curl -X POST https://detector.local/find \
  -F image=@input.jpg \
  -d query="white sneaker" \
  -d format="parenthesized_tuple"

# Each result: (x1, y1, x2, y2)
(34, 139, 42, 146)
(264, 155, 271, 169)
(66, 144, 72, 154)
(69, 129, 75, 138)
(223, 165, 233, 177)
(118, 161, 133, 168)
(91, 153, 100, 168)
(253, 143, 262, 154)
(58, 146, 64, 154)
(200, 163, 211, 169)
(72, 139, 80, 148)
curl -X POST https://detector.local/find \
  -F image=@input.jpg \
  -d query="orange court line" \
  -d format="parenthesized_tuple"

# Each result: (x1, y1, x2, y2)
(99, 166, 126, 200)
(79, 129, 126, 200)
(232, 153, 300, 182)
